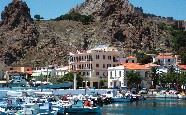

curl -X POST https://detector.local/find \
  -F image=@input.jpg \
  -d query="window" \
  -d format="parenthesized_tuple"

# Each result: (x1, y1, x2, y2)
(96, 72, 99, 75)
(96, 64, 99, 68)
(113, 64, 116, 67)
(103, 55, 105, 59)
(90, 55, 93, 61)
(81, 56, 84, 61)
(96, 55, 100, 59)
(113, 56, 117, 62)
(110, 71, 112, 78)
(119, 71, 122, 77)
(103, 64, 105, 68)
(132, 60, 134, 63)
(107, 64, 111, 68)
(108, 56, 112, 60)
(110, 82, 112, 86)
(126, 60, 128, 63)
(82, 64, 84, 69)
(168, 59, 170, 62)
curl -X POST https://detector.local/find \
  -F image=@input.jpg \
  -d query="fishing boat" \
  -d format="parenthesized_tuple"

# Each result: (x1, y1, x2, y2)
(64, 100, 101, 114)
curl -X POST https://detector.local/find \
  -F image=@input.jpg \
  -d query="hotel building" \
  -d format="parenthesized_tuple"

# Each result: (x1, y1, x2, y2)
(69, 45, 121, 88)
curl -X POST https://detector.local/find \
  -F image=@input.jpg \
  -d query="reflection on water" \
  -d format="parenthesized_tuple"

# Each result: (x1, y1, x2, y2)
(101, 98, 186, 115)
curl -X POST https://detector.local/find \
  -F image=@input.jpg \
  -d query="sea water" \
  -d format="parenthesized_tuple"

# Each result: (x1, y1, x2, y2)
(102, 98, 186, 115)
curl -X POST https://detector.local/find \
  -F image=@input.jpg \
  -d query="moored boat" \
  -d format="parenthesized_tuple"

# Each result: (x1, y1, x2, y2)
(64, 100, 101, 114)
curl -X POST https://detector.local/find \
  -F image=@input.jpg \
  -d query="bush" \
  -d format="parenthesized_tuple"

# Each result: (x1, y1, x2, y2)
(54, 11, 94, 25)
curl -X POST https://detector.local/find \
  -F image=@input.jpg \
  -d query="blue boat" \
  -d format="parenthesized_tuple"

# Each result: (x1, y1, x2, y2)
(64, 100, 101, 114)
(112, 96, 133, 103)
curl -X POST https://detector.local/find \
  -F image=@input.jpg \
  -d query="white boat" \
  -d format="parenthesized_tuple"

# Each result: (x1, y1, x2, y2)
(7, 91, 23, 97)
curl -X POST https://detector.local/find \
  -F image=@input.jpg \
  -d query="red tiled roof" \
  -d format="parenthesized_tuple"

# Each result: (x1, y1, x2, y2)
(127, 56, 136, 59)
(123, 63, 150, 70)
(145, 63, 160, 68)
(178, 65, 186, 70)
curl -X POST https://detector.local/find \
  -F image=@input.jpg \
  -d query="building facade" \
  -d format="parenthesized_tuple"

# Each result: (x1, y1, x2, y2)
(118, 56, 137, 64)
(108, 63, 151, 89)
(154, 53, 176, 67)
(55, 66, 69, 77)
(69, 45, 121, 88)
(108, 66, 126, 88)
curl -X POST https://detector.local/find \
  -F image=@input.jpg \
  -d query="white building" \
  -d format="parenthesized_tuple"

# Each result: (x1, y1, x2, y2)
(107, 65, 126, 88)
(55, 66, 69, 77)
(32, 66, 69, 77)
(108, 63, 151, 89)
(69, 45, 121, 88)
(154, 53, 177, 67)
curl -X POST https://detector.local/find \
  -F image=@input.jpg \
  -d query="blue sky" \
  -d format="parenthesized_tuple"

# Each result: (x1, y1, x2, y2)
(0, 0, 185, 20)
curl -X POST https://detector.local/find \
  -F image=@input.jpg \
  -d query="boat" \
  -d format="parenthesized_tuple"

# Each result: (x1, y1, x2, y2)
(155, 90, 178, 98)
(111, 94, 133, 102)
(64, 100, 101, 114)
(178, 92, 186, 99)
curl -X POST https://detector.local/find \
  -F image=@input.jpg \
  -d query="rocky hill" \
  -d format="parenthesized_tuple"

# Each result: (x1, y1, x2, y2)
(0, 0, 38, 65)
(0, 0, 175, 66)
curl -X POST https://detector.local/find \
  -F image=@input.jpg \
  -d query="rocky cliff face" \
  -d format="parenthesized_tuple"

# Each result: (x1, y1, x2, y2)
(77, 0, 172, 52)
(0, 0, 38, 65)
(0, 0, 173, 66)
(78, 0, 134, 19)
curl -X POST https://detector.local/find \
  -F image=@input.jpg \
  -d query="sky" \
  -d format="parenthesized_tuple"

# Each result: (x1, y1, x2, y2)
(0, 0, 185, 20)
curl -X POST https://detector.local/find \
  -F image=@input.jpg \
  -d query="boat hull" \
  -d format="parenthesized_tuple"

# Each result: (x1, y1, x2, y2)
(64, 107, 101, 113)
(112, 97, 132, 102)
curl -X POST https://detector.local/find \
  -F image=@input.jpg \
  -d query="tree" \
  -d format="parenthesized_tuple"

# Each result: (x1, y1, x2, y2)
(53, 72, 83, 88)
(127, 71, 142, 90)
(171, 30, 186, 52)
(35, 73, 45, 81)
(178, 72, 186, 90)
(34, 14, 44, 21)
(54, 11, 94, 25)
(181, 52, 186, 64)
(136, 53, 152, 64)
(150, 67, 159, 88)
(99, 79, 107, 89)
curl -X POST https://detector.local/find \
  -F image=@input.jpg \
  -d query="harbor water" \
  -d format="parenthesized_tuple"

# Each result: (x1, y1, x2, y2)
(101, 98, 186, 115)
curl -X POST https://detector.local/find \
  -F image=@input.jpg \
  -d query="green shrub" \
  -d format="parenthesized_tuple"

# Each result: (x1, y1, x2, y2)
(54, 11, 94, 25)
